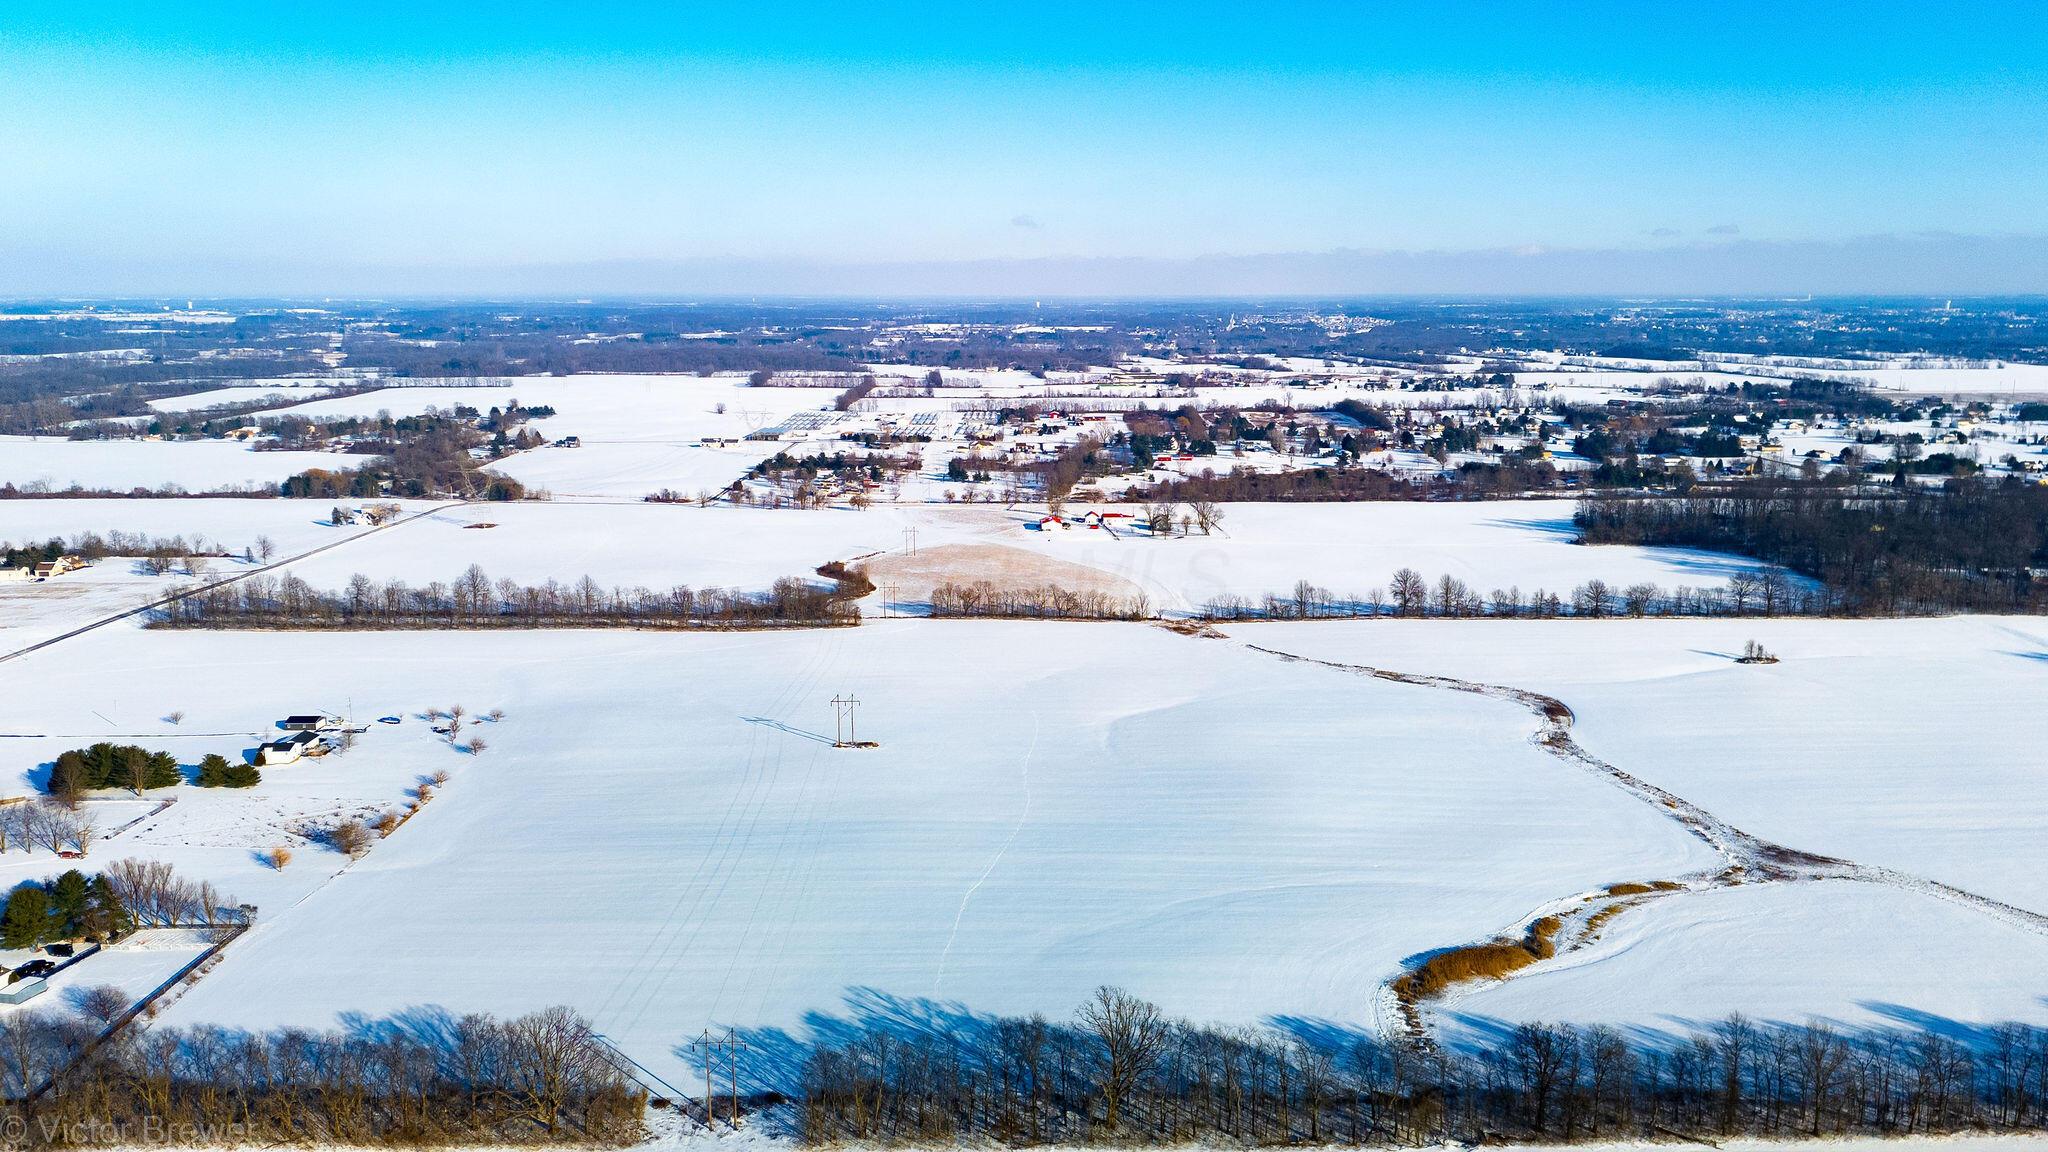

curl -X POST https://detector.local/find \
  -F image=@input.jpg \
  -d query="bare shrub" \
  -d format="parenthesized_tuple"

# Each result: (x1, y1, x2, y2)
(330, 820, 369, 856)
(263, 845, 292, 870)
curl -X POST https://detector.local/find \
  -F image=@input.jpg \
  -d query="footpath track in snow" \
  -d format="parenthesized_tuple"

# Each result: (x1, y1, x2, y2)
(1232, 633, 2048, 1038)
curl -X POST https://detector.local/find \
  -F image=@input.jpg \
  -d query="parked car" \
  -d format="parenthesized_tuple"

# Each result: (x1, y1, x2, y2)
(56, 850, 83, 860)
(43, 943, 73, 958)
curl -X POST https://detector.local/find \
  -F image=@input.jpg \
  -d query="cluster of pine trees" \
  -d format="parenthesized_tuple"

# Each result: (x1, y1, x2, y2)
(46, 745, 179, 798)
(0, 869, 130, 949)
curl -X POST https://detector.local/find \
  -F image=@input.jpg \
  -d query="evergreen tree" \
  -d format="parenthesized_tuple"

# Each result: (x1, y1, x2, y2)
(48, 870, 88, 937)
(82, 875, 131, 940)
(196, 754, 260, 788)
(1, 885, 50, 950)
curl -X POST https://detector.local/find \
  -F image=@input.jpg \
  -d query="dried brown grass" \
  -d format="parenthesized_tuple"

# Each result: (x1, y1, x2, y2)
(1395, 916, 1564, 1002)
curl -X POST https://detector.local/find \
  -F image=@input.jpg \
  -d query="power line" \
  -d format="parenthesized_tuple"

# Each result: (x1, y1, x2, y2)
(830, 694, 860, 746)
(723, 1028, 749, 1128)
(690, 1030, 717, 1127)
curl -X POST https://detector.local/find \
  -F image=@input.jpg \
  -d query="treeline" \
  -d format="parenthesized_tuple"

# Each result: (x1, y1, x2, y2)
(1200, 567, 1826, 621)
(1126, 460, 1558, 503)
(0, 1006, 643, 1146)
(1576, 476, 2048, 614)
(928, 581, 1152, 620)
(2, 530, 244, 570)
(799, 988, 2048, 1145)
(0, 481, 275, 501)
(152, 566, 862, 630)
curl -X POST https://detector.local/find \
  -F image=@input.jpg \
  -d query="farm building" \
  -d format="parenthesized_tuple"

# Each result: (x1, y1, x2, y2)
(29, 556, 87, 580)
(280, 714, 341, 732)
(0, 978, 47, 1006)
(258, 731, 321, 765)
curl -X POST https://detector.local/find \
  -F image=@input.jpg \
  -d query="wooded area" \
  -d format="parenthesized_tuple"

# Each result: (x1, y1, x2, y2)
(0, 1006, 642, 1146)
(1576, 476, 2048, 614)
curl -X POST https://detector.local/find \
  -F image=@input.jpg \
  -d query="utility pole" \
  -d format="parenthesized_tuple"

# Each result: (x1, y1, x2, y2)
(724, 1028, 749, 1128)
(830, 694, 860, 745)
(691, 1029, 716, 1127)
(902, 525, 919, 555)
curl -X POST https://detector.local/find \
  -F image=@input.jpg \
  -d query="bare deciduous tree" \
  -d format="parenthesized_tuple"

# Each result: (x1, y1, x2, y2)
(1077, 985, 1169, 1131)
(70, 984, 129, 1027)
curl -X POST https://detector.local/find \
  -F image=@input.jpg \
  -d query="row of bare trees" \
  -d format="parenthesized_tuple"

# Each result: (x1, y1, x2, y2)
(98, 859, 243, 928)
(0, 802, 94, 856)
(928, 581, 1151, 621)
(152, 566, 861, 630)
(0, 1006, 642, 1146)
(800, 991, 2048, 1145)
(1201, 567, 1830, 621)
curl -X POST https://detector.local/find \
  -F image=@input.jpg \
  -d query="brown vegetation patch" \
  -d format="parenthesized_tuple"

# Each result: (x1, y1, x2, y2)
(1394, 916, 1564, 1003)
(1583, 902, 1629, 938)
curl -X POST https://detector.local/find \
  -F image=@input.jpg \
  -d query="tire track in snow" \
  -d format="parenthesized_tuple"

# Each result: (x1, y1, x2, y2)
(1229, 634, 2048, 1038)
(933, 706, 1040, 997)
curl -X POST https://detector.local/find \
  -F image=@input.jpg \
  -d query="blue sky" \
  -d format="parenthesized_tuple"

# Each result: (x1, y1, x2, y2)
(2, 2, 2044, 293)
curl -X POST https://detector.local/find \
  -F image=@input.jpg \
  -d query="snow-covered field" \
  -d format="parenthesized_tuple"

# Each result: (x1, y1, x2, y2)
(0, 436, 345, 492)
(146, 383, 337, 413)
(273, 502, 903, 591)
(1010, 500, 1786, 613)
(0, 561, 176, 655)
(255, 375, 835, 498)
(0, 498, 384, 555)
(4, 620, 1712, 1087)
(0, 500, 428, 656)
(1440, 879, 2048, 1044)
(1, 387, 2043, 1090)
(1252, 616, 2048, 914)
(0, 604, 2038, 1090)
(263, 499, 1788, 616)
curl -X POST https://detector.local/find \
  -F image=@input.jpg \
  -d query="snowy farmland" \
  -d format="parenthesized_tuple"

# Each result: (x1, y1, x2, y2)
(0, 435, 346, 492)
(0, 608, 2042, 1092)
(0, 499, 427, 656)
(8, 620, 1717, 1087)
(4, 346, 2048, 1127)
(262, 499, 1791, 618)
(1251, 616, 2048, 913)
